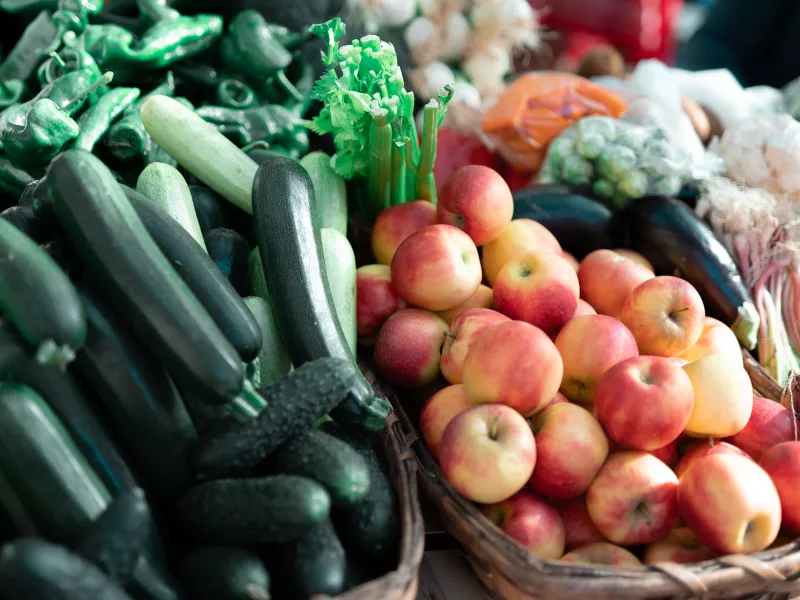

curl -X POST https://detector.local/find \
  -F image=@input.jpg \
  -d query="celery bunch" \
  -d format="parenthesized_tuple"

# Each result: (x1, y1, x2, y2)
(307, 18, 453, 218)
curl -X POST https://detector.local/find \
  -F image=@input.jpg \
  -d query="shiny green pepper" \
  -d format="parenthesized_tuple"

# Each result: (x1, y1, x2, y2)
(220, 10, 292, 82)
(216, 79, 258, 109)
(0, 11, 59, 106)
(44, 0, 105, 54)
(0, 155, 34, 198)
(73, 86, 139, 151)
(194, 103, 303, 149)
(1, 99, 80, 170)
(0, 0, 57, 12)
(37, 32, 105, 87)
(136, 0, 178, 22)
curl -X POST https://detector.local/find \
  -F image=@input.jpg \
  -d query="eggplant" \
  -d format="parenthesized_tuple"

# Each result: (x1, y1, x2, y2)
(624, 196, 759, 350)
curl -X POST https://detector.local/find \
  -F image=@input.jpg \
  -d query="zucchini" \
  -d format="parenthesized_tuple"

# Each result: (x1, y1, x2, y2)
(45, 149, 247, 406)
(625, 196, 759, 350)
(321, 227, 357, 356)
(0, 469, 38, 542)
(0, 216, 85, 366)
(243, 296, 291, 387)
(189, 185, 234, 233)
(0, 538, 134, 600)
(177, 546, 270, 600)
(0, 205, 48, 243)
(251, 157, 390, 434)
(40, 237, 84, 280)
(193, 357, 363, 478)
(136, 162, 207, 251)
(249, 247, 269, 301)
(299, 152, 348, 236)
(204, 228, 250, 297)
(176, 475, 330, 544)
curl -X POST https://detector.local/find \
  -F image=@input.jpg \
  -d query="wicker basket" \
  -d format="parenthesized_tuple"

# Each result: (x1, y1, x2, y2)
(390, 353, 800, 600)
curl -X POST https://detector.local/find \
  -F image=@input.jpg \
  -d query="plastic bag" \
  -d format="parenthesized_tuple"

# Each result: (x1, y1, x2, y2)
(480, 72, 627, 173)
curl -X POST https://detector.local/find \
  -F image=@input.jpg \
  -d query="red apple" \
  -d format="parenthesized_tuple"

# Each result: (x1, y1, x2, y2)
(439, 404, 536, 504)
(587, 451, 679, 546)
(561, 251, 580, 272)
(726, 396, 798, 461)
(481, 219, 562, 286)
(682, 355, 753, 438)
(437, 165, 514, 246)
(760, 442, 800, 533)
(547, 391, 570, 407)
(440, 308, 510, 384)
(437, 284, 493, 326)
(555, 496, 605, 551)
(649, 438, 679, 467)
(356, 264, 406, 345)
(372, 200, 437, 265)
(621, 276, 705, 357)
(677, 316, 743, 367)
(614, 249, 655, 273)
(419, 384, 473, 458)
(483, 491, 566, 559)
(391, 224, 482, 311)
(373, 309, 447, 388)
(643, 527, 716, 564)
(678, 453, 781, 554)
(578, 250, 654, 319)
(527, 403, 608, 499)
(575, 299, 597, 317)
(462, 321, 563, 416)
(560, 542, 641, 567)
(674, 441, 752, 478)
(594, 356, 695, 451)
(555, 314, 638, 406)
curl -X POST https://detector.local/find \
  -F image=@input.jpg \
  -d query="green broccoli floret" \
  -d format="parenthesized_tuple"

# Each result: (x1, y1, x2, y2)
(596, 144, 637, 182)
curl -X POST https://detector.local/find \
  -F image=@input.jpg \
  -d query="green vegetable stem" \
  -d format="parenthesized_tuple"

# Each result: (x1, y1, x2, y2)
(44, 0, 106, 55)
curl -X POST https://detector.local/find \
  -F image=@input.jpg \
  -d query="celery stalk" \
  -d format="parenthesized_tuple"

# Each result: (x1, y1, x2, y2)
(391, 141, 407, 205)
(416, 100, 441, 204)
(368, 121, 393, 217)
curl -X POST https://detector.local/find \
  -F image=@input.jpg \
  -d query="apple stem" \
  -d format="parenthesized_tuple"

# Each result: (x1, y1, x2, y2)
(670, 307, 691, 317)
(708, 437, 715, 448)
(442, 331, 457, 339)
(489, 418, 500, 440)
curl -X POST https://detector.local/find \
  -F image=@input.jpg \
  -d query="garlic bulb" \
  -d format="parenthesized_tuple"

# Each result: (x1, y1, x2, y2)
(410, 61, 456, 99)
(404, 16, 438, 63)
(378, 0, 418, 28)
(462, 45, 510, 98)
(441, 12, 471, 62)
(452, 81, 481, 109)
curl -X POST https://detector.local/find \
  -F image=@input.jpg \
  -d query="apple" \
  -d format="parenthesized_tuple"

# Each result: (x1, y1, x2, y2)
(614, 249, 655, 273)
(437, 284, 493, 326)
(437, 165, 514, 246)
(587, 451, 679, 546)
(356, 264, 406, 345)
(594, 356, 694, 451)
(482, 491, 566, 559)
(493, 251, 579, 334)
(621, 276, 705, 357)
(391, 224, 482, 311)
(682, 354, 753, 438)
(439, 404, 536, 504)
(463, 321, 563, 416)
(481, 219, 562, 286)
(561, 251, 580, 272)
(575, 299, 597, 317)
(560, 542, 641, 567)
(643, 527, 716, 564)
(726, 396, 797, 461)
(650, 438, 679, 467)
(678, 453, 781, 554)
(440, 308, 510, 384)
(373, 309, 448, 388)
(759, 441, 800, 533)
(419, 384, 473, 458)
(371, 200, 437, 265)
(547, 391, 570, 407)
(555, 315, 638, 406)
(677, 316, 743, 367)
(578, 250, 654, 319)
(674, 441, 752, 478)
(527, 403, 608, 499)
(555, 496, 605, 551)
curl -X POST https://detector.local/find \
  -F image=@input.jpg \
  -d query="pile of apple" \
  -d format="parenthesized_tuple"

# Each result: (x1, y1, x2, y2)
(356, 165, 800, 567)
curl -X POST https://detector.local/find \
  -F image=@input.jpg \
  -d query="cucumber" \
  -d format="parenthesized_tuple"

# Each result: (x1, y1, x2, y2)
(204, 228, 250, 297)
(0, 205, 48, 243)
(176, 475, 330, 544)
(78, 488, 152, 586)
(136, 162, 207, 251)
(249, 247, 269, 301)
(251, 157, 390, 434)
(193, 357, 363, 478)
(265, 429, 370, 507)
(299, 152, 347, 236)
(0, 216, 84, 367)
(177, 546, 270, 600)
(321, 227, 357, 355)
(0, 538, 134, 600)
(243, 296, 291, 387)
(45, 149, 246, 406)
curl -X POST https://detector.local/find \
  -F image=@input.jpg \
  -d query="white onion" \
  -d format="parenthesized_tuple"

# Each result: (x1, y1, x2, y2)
(379, 0, 417, 28)
(417, 0, 439, 17)
(441, 12, 471, 62)
(404, 15, 437, 57)
(452, 81, 481, 108)
(417, 61, 456, 98)
(462, 45, 511, 96)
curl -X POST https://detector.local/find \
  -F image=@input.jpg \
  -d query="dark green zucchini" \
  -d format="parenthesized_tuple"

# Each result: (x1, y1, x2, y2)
(251, 157, 390, 434)
(189, 185, 234, 233)
(177, 546, 270, 600)
(175, 475, 330, 544)
(625, 196, 759, 350)
(0, 538, 134, 600)
(0, 216, 85, 367)
(0, 469, 38, 542)
(46, 150, 246, 405)
(40, 237, 85, 280)
(204, 228, 251, 297)
(0, 206, 48, 243)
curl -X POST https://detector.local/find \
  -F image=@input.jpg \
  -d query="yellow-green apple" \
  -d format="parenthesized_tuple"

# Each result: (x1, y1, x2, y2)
(437, 165, 514, 246)
(527, 403, 608, 499)
(555, 315, 639, 406)
(674, 441, 751, 478)
(419, 384, 473, 458)
(356, 264, 406, 345)
(578, 250, 654, 319)
(621, 276, 706, 357)
(482, 491, 566, 559)
(682, 354, 753, 437)
(440, 308, 510, 384)
(560, 542, 641, 567)
(372, 200, 437, 265)
(677, 453, 781, 554)
(650, 438, 679, 467)
(554, 496, 605, 550)
(759, 441, 800, 533)
(391, 224, 482, 311)
(726, 396, 798, 461)
(462, 321, 563, 416)
(373, 309, 447, 388)
(561, 251, 580, 272)
(614, 249, 655, 273)
(439, 404, 536, 503)
(575, 299, 597, 317)
(594, 356, 694, 451)
(587, 451, 679, 545)
(677, 316, 743, 367)
(437, 284, 493, 325)
(493, 251, 579, 334)
(481, 219, 561, 286)
(643, 527, 716, 564)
